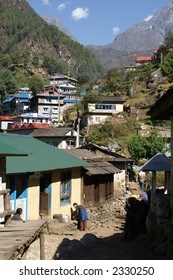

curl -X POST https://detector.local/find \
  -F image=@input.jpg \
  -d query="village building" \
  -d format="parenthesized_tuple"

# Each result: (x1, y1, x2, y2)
(77, 143, 134, 195)
(50, 73, 78, 87)
(12, 112, 51, 125)
(66, 148, 121, 206)
(29, 89, 64, 123)
(82, 96, 125, 127)
(30, 86, 80, 123)
(0, 133, 89, 221)
(2, 93, 30, 115)
(135, 56, 153, 65)
(7, 124, 84, 149)
(0, 116, 13, 132)
(0, 142, 28, 223)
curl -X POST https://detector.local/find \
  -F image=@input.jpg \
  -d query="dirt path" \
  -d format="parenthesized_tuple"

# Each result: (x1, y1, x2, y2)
(25, 217, 155, 260)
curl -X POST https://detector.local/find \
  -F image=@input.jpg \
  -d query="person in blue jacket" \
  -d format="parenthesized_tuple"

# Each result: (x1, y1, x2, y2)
(73, 203, 88, 231)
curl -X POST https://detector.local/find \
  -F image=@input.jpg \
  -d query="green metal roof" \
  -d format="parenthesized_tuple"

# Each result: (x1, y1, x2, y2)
(0, 141, 28, 156)
(0, 133, 89, 174)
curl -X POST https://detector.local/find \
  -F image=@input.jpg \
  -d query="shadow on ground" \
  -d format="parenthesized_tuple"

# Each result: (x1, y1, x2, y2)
(53, 232, 156, 260)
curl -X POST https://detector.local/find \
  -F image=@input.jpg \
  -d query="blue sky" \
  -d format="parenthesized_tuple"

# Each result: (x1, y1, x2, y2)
(27, 0, 171, 46)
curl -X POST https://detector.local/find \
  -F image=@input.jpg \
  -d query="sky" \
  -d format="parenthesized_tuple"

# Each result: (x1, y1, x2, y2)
(27, 0, 171, 46)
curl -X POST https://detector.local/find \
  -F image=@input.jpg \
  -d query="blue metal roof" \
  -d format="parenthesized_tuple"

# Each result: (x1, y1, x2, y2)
(63, 99, 80, 103)
(2, 97, 13, 104)
(14, 93, 30, 99)
(2, 93, 29, 104)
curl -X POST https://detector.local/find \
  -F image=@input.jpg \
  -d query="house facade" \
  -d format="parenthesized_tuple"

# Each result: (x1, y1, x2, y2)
(66, 148, 121, 207)
(0, 143, 28, 223)
(2, 93, 30, 115)
(77, 143, 134, 196)
(6, 125, 84, 149)
(82, 96, 125, 126)
(30, 90, 64, 122)
(12, 112, 51, 125)
(50, 73, 78, 87)
(0, 116, 13, 131)
(0, 133, 89, 220)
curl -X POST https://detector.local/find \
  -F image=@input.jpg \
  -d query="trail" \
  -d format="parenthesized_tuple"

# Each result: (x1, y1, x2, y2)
(25, 217, 155, 260)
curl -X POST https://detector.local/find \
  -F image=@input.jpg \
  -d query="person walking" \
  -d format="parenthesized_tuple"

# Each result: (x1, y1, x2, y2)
(138, 170, 146, 189)
(73, 203, 88, 231)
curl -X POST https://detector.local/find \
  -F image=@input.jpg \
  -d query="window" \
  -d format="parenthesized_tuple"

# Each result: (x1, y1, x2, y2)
(95, 117, 100, 123)
(60, 171, 71, 205)
(43, 107, 48, 114)
(52, 108, 58, 114)
(95, 104, 115, 111)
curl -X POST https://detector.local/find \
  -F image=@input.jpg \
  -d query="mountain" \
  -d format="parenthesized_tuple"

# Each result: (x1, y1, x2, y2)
(88, 2, 173, 69)
(42, 15, 76, 41)
(0, 0, 105, 80)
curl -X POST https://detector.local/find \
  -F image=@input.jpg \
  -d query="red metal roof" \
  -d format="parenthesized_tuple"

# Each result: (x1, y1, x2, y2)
(0, 116, 13, 121)
(135, 56, 153, 63)
(7, 122, 51, 131)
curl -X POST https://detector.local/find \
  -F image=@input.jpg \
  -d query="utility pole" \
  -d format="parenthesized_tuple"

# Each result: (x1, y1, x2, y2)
(160, 52, 163, 64)
(58, 84, 60, 123)
(76, 109, 80, 148)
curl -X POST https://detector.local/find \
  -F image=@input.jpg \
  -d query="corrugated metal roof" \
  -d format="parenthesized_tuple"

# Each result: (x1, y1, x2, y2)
(77, 144, 133, 162)
(66, 149, 101, 160)
(0, 133, 89, 174)
(138, 153, 171, 172)
(31, 127, 72, 137)
(67, 149, 121, 174)
(84, 166, 108, 175)
(84, 162, 120, 175)
(0, 141, 28, 156)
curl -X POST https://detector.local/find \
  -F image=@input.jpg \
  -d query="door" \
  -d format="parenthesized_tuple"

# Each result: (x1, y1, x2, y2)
(39, 174, 51, 215)
(9, 175, 28, 220)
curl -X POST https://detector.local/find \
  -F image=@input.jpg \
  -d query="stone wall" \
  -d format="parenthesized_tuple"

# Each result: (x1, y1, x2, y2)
(146, 190, 173, 259)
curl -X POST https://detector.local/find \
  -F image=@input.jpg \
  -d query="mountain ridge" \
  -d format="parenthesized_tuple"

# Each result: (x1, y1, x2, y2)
(87, 2, 173, 69)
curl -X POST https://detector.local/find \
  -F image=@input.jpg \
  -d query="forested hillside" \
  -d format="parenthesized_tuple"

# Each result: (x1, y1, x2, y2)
(0, 0, 105, 98)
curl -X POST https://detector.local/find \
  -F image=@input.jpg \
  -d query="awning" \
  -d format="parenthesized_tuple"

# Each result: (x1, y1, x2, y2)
(84, 161, 121, 175)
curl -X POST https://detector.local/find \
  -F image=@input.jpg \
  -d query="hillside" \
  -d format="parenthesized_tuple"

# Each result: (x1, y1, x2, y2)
(0, 0, 105, 80)
(81, 65, 172, 158)
(42, 15, 76, 41)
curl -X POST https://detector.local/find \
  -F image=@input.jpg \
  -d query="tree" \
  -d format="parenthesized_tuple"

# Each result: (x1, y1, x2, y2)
(0, 69, 17, 97)
(145, 129, 167, 159)
(161, 52, 173, 79)
(128, 128, 167, 161)
(28, 76, 44, 96)
(128, 134, 148, 161)
(106, 69, 123, 92)
(81, 92, 100, 110)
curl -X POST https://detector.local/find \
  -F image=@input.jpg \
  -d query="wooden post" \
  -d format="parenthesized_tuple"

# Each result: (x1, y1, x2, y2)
(3, 190, 11, 224)
(4, 191, 10, 211)
(40, 231, 45, 260)
(151, 171, 157, 208)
